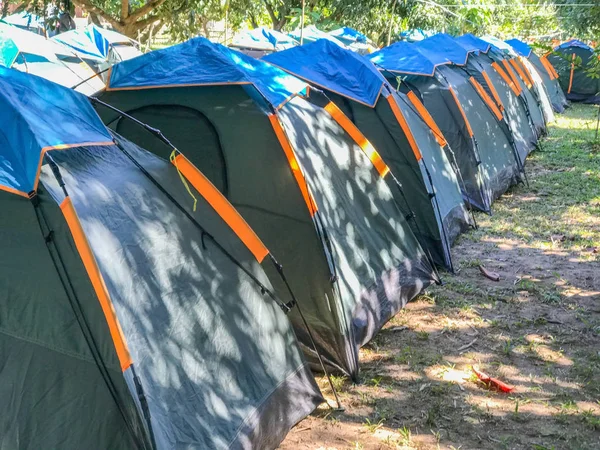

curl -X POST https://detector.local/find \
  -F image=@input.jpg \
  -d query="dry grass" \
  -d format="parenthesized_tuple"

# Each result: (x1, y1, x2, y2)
(280, 104, 600, 449)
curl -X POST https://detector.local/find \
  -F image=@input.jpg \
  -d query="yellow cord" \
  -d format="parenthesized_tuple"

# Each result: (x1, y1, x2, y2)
(170, 150, 198, 212)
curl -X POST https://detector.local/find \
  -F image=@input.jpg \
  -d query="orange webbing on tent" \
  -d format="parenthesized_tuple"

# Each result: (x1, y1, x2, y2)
(323, 102, 390, 178)
(509, 58, 532, 89)
(60, 197, 132, 372)
(492, 61, 521, 96)
(469, 77, 503, 121)
(568, 53, 576, 94)
(448, 87, 474, 138)
(518, 57, 536, 87)
(171, 154, 270, 263)
(406, 91, 447, 147)
(502, 60, 525, 95)
(385, 95, 422, 161)
(540, 56, 559, 79)
(480, 71, 505, 112)
(268, 114, 318, 216)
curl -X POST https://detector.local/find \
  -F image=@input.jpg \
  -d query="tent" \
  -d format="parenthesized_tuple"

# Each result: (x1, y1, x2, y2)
(505, 38, 568, 113)
(1, 11, 46, 35)
(230, 27, 298, 57)
(371, 40, 522, 214)
(96, 37, 438, 378)
(0, 22, 104, 95)
(419, 33, 540, 167)
(53, 24, 142, 74)
(0, 66, 323, 449)
(264, 39, 473, 271)
(451, 34, 542, 162)
(327, 27, 378, 54)
(482, 35, 555, 124)
(548, 39, 600, 104)
(288, 25, 346, 47)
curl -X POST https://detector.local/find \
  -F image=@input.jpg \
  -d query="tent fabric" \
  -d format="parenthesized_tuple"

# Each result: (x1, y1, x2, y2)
(505, 38, 532, 58)
(0, 22, 105, 95)
(288, 25, 346, 47)
(54, 24, 140, 61)
(40, 139, 323, 449)
(230, 27, 298, 52)
(399, 28, 434, 42)
(328, 27, 369, 44)
(263, 39, 386, 107)
(549, 40, 600, 103)
(0, 67, 322, 449)
(555, 39, 593, 51)
(98, 37, 438, 377)
(369, 41, 446, 76)
(265, 40, 472, 269)
(107, 37, 307, 109)
(0, 66, 112, 195)
(455, 34, 491, 54)
(415, 33, 472, 66)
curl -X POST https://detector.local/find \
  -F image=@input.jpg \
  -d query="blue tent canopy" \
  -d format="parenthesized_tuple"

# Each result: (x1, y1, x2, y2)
(288, 26, 346, 47)
(231, 27, 298, 51)
(455, 33, 491, 54)
(263, 39, 386, 107)
(0, 67, 112, 195)
(369, 41, 442, 76)
(328, 27, 368, 45)
(107, 37, 308, 109)
(555, 39, 594, 51)
(54, 25, 137, 60)
(415, 33, 472, 66)
(505, 38, 532, 58)
(0, 22, 70, 67)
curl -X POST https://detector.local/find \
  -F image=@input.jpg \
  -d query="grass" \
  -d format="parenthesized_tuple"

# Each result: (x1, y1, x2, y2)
(282, 105, 600, 450)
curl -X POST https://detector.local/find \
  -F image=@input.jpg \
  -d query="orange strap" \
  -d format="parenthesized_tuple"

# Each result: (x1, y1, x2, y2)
(268, 114, 318, 216)
(502, 60, 524, 94)
(171, 154, 269, 263)
(519, 57, 536, 87)
(323, 102, 390, 178)
(492, 61, 521, 96)
(568, 53, 575, 94)
(540, 56, 558, 80)
(385, 95, 422, 161)
(60, 197, 132, 372)
(470, 77, 503, 121)
(406, 91, 447, 147)
(509, 58, 532, 88)
(480, 71, 504, 112)
(448, 87, 474, 138)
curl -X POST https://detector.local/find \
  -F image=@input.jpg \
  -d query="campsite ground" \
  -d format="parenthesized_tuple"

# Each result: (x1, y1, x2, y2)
(280, 103, 600, 450)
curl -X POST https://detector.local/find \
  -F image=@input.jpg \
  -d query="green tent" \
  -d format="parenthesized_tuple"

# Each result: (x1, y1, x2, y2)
(263, 40, 474, 272)
(370, 41, 522, 215)
(505, 38, 568, 113)
(480, 35, 554, 128)
(548, 40, 600, 104)
(0, 67, 323, 449)
(453, 37, 541, 167)
(96, 38, 438, 379)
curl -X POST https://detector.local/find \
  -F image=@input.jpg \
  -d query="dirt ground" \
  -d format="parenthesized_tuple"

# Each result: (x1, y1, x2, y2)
(280, 104, 600, 449)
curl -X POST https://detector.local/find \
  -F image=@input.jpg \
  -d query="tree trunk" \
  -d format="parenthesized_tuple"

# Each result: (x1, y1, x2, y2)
(387, 0, 398, 47)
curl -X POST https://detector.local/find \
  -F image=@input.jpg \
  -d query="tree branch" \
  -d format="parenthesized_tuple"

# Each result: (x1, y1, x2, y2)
(127, 0, 168, 23)
(121, 0, 129, 21)
(71, 0, 121, 29)
(263, 0, 278, 27)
